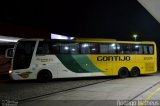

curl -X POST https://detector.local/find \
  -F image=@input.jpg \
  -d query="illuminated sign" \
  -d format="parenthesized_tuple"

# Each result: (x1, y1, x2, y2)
(51, 33, 74, 40)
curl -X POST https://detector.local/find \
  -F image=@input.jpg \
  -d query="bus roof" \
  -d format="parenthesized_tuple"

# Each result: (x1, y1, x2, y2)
(18, 38, 156, 44)
(74, 38, 116, 42)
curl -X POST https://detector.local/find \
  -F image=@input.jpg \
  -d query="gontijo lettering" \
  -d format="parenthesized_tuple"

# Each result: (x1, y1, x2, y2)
(97, 56, 131, 61)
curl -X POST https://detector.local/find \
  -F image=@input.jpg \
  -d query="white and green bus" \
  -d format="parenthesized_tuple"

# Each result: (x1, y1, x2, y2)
(6, 38, 157, 81)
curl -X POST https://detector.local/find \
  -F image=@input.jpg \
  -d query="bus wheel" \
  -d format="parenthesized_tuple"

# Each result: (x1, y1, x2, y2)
(37, 70, 52, 82)
(130, 67, 140, 77)
(118, 67, 129, 78)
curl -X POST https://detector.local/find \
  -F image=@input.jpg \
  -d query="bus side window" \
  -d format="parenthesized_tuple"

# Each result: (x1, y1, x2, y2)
(100, 43, 116, 54)
(117, 44, 124, 54)
(90, 43, 99, 54)
(81, 43, 90, 54)
(60, 44, 70, 54)
(69, 43, 79, 54)
(143, 45, 148, 54)
(148, 45, 154, 54)
(143, 45, 154, 54)
(49, 44, 60, 54)
(132, 45, 143, 54)
(36, 42, 49, 55)
(118, 44, 132, 54)
(80, 43, 98, 54)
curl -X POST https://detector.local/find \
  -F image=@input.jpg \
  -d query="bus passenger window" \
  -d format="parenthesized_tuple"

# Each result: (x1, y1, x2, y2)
(143, 45, 148, 54)
(143, 45, 154, 54)
(81, 43, 90, 54)
(100, 43, 116, 54)
(69, 43, 79, 54)
(90, 43, 98, 54)
(60, 44, 69, 54)
(37, 42, 49, 55)
(148, 45, 154, 54)
(132, 45, 143, 54)
(80, 43, 98, 54)
(60, 43, 79, 54)
(117, 44, 132, 54)
(49, 44, 60, 54)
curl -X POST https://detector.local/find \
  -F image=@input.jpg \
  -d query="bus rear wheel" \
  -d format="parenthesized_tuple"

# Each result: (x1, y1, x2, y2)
(118, 67, 129, 78)
(130, 67, 140, 77)
(37, 70, 52, 82)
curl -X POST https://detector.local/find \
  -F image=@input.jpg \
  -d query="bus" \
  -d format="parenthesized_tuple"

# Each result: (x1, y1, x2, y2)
(6, 38, 157, 81)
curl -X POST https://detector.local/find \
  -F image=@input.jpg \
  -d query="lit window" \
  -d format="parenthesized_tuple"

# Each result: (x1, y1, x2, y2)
(71, 48, 75, 51)
(92, 48, 96, 51)
(64, 46, 69, 50)
(135, 45, 139, 48)
(111, 43, 115, 47)
(82, 43, 89, 48)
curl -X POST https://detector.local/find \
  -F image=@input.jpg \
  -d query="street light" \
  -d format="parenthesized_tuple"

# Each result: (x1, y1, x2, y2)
(133, 34, 138, 41)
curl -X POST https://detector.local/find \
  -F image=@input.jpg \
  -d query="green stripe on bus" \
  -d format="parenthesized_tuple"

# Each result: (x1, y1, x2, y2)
(56, 54, 89, 73)
(72, 55, 101, 72)
(56, 55, 102, 73)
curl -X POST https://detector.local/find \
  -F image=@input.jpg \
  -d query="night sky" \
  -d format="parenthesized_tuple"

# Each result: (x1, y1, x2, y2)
(0, 0, 160, 66)
(0, 0, 160, 41)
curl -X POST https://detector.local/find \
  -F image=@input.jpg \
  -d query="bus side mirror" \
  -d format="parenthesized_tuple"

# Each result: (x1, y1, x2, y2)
(5, 48, 14, 58)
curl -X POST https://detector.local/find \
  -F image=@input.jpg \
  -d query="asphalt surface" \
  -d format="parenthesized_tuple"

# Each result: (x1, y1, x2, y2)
(1, 73, 160, 106)
(0, 75, 113, 101)
(18, 73, 160, 106)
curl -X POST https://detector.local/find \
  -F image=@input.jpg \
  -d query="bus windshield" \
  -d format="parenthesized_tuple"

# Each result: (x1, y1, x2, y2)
(13, 41, 36, 70)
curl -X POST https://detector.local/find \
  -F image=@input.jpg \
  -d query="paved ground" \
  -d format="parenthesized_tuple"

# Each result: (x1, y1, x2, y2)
(0, 76, 111, 101)
(18, 73, 160, 106)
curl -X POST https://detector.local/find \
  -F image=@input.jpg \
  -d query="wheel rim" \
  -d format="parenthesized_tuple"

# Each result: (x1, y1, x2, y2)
(131, 68, 139, 77)
(38, 71, 52, 81)
(122, 71, 127, 76)
(119, 68, 128, 78)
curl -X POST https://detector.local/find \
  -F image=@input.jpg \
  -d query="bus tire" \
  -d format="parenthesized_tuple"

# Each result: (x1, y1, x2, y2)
(118, 67, 129, 78)
(130, 67, 140, 77)
(37, 70, 52, 82)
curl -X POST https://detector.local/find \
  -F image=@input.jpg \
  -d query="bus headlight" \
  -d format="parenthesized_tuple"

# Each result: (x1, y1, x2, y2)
(9, 68, 13, 74)
(9, 70, 12, 74)
(8, 69, 14, 80)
